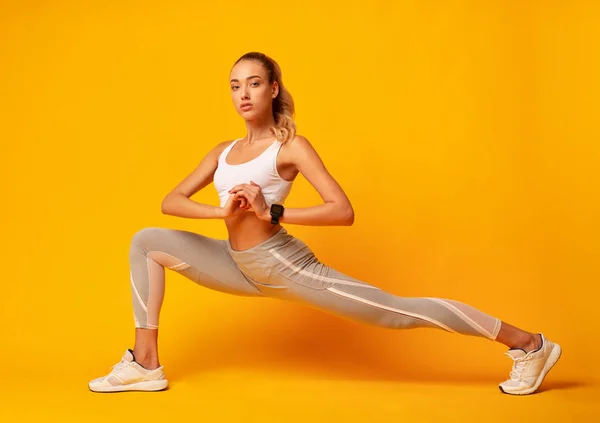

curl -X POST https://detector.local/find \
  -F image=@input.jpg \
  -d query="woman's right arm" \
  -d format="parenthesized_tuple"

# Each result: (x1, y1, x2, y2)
(160, 141, 231, 219)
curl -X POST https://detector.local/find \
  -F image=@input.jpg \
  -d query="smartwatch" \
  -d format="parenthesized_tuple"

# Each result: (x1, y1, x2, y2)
(270, 204, 284, 224)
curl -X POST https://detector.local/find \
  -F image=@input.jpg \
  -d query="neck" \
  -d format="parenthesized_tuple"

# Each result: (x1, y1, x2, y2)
(243, 110, 277, 144)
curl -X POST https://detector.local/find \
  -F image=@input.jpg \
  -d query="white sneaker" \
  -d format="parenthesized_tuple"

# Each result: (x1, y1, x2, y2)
(499, 333, 561, 395)
(88, 349, 168, 393)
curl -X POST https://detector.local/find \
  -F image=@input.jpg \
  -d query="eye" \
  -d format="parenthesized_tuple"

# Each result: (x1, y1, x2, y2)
(251, 82, 259, 86)
(231, 85, 239, 90)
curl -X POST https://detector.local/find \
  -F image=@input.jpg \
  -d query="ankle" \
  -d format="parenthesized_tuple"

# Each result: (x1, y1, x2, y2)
(134, 354, 160, 370)
(137, 358, 161, 370)
(132, 350, 160, 369)
(516, 333, 542, 353)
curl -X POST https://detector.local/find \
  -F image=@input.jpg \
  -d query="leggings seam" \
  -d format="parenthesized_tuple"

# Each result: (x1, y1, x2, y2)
(425, 297, 494, 340)
(146, 250, 190, 269)
(491, 318, 501, 340)
(267, 248, 380, 290)
(273, 268, 333, 291)
(326, 286, 457, 333)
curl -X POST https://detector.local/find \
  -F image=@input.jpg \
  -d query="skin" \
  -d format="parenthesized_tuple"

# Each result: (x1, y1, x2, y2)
(130, 59, 542, 370)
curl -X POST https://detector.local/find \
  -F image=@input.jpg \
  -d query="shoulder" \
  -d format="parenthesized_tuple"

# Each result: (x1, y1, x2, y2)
(216, 139, 237, 152)
(278, 135, 326, 173)
(281, 134, 321, 163)
(206, 139, 236, 161)
(282, 134, 316, 156)
(284, 134, 310, 147)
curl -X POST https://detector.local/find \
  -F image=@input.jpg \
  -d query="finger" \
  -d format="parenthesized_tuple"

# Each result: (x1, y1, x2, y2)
(228, 183, 252, 194)
(235, 189, 255, 206)
(235, 187, 253, 196)
(231, 184, 260, 195)
(233, 191, 249, 202)
(248, 183, 261, 194)
(235, 194, 250, 210)
(241, 187, 256, 201)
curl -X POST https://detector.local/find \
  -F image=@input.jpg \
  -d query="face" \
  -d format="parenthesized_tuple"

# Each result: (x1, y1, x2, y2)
(229, 60, 278, 120)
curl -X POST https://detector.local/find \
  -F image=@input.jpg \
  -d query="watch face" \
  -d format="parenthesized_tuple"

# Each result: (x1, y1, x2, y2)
(271, 204, 284, 214)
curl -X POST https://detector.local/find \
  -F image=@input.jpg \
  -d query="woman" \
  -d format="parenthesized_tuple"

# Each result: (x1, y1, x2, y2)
(88, 52, 561, 395)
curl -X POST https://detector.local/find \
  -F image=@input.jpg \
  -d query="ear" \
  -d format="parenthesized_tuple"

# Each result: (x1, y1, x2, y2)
(272, 81, 279, 98)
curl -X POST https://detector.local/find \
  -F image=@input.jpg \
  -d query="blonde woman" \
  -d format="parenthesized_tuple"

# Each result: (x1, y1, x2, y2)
(89, 52, 561, 395)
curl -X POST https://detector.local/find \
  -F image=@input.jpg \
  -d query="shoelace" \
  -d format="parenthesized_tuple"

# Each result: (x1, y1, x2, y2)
(505, 352, 532, 380)
(109, 358, 134, 374)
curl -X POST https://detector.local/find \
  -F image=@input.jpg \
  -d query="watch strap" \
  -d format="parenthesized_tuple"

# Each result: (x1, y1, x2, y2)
(270, 204, 284, 224)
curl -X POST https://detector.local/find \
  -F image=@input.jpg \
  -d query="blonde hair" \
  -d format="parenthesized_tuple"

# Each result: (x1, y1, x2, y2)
(233, 52, 296, 144)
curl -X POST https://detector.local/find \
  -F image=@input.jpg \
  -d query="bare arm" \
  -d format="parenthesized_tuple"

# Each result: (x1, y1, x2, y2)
(161, 141, 230, 219)
(278, 135, 354, 226)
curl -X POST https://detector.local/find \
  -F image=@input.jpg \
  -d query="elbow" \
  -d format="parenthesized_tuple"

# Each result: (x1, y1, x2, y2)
(342, 206, 354, 226)
(161, 194, 174, 215)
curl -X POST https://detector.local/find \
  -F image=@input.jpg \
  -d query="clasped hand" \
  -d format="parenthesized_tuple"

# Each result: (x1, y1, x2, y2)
(220, 181, 269, 221)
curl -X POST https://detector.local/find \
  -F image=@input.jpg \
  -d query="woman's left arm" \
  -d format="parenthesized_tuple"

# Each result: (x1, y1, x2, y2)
(274, 135, 355, 226)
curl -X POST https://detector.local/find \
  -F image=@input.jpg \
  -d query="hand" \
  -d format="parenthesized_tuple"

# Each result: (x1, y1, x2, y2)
(219, 194, 249, 219)
(228, 181, 271, 221)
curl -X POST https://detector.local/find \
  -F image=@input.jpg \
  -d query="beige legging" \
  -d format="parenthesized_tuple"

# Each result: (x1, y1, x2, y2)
(129, 226, 501, 340)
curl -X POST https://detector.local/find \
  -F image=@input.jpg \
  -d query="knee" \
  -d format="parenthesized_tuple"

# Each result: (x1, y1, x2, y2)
(130, 227, 165, 254)
(131, 226, 160, 244)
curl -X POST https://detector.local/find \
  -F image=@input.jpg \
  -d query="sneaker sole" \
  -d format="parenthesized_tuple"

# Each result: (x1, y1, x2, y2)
(89, 379, 169, 393)
(499, 342, 562, 395)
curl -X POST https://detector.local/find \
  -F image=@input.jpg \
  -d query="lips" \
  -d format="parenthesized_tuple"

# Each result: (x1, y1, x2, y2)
(241, 103, 253, 111)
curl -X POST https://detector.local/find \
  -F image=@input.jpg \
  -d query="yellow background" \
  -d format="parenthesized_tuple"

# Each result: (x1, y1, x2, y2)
(1, 0, 599, 421)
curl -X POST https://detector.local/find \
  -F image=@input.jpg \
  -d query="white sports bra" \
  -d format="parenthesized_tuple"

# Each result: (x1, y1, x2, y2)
(213, 138, 294, 208)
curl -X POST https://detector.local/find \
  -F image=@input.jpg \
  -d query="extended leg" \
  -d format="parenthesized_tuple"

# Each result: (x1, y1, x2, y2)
(310, 281, 503, 340)
(262, 250, 532, 344)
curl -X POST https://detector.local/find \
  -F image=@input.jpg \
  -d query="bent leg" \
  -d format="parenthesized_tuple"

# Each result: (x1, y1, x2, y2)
(129, 227, 263, 329)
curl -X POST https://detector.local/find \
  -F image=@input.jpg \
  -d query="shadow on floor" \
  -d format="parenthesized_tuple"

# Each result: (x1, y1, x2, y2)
(166, 302, 577, 391)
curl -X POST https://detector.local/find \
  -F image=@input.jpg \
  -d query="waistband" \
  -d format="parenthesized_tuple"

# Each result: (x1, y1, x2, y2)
(226, 226, 291, 260)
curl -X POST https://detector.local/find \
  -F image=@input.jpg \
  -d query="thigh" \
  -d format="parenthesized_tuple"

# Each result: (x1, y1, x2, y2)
(131, 227, 263, 297)
(257, 235, 381, 292)
(254, 236, 431, 325)
(263, 250, 390, 322)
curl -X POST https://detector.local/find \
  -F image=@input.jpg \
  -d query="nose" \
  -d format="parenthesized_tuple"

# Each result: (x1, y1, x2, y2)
(240, 86, 249, 100)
